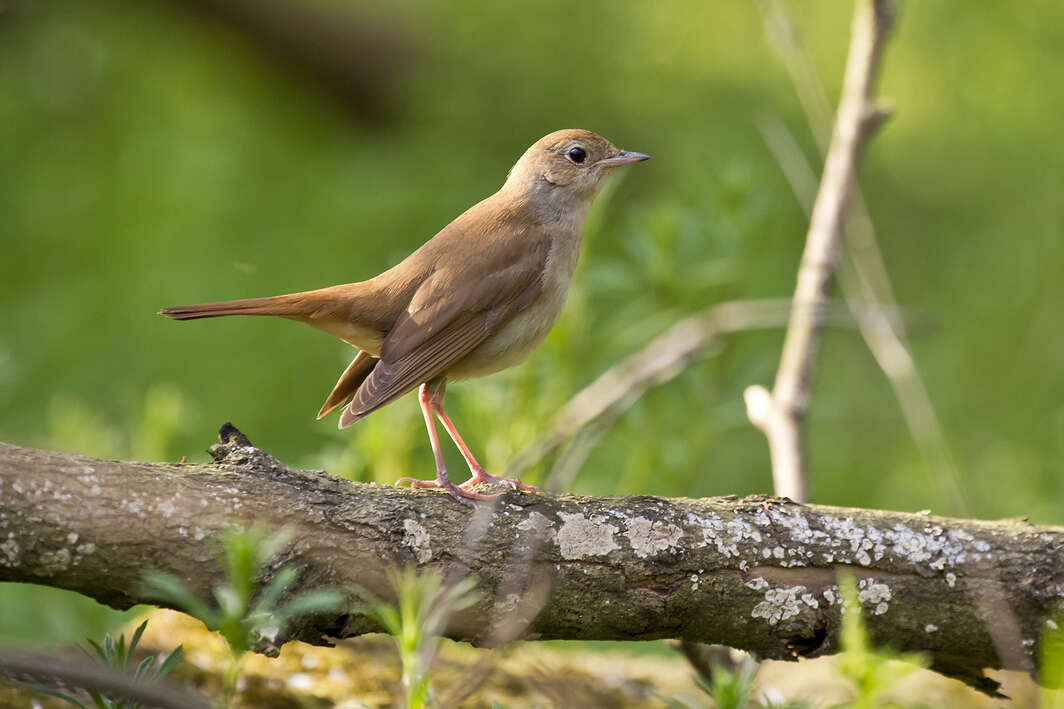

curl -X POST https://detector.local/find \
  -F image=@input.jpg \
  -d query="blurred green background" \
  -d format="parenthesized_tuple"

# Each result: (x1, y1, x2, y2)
(1, 0, 1062, 644)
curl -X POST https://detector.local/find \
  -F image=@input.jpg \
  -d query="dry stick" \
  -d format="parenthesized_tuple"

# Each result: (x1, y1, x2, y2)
(759, 0, 967, 514)
(744, 0, 898, 503)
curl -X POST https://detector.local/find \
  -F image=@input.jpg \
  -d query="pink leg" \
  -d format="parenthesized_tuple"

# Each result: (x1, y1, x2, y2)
(429, 386, 538, 494)
(395, 383, 502, 503)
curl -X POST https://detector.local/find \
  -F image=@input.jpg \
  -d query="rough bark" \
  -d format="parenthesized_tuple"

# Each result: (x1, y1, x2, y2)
(1, 427, 1061, 694)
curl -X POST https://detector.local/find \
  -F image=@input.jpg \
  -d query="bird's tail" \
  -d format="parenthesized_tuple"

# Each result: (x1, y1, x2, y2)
(158, 294, 305, 321)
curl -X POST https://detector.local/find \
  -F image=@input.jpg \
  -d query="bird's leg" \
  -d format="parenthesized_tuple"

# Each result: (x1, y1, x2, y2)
(427, 382, 538, 493)
(396, 383, 502, 503)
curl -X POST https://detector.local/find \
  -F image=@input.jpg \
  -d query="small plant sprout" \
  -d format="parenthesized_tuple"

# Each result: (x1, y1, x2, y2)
(661, 653, 808, 709)
(1039, 613, 1064, 708)
(353, 567, 479, 709)
(142, 524, 344, 705)
(27, 619, 183, 709)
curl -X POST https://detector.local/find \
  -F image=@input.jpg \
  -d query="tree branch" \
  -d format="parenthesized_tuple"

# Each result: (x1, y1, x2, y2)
(1, 428, 1060, 694)
(745, 0, 898, 503)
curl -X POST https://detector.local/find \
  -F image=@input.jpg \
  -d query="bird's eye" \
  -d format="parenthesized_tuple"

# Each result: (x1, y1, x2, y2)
(566, 146, 587, 164)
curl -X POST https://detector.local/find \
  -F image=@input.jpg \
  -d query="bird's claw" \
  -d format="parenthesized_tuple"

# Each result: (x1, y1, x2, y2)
(459, 469, 538, 493)
(395, 475, 504, 503)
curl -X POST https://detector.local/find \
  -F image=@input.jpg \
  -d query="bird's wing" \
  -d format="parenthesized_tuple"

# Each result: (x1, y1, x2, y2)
(339, 232, 549, 427)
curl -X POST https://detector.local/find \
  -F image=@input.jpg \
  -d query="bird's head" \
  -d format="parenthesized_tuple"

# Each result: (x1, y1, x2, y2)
(503, 129, 650, 214)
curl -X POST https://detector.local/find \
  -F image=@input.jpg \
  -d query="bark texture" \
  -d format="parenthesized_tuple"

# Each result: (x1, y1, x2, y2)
(1, 427, 1061, 693)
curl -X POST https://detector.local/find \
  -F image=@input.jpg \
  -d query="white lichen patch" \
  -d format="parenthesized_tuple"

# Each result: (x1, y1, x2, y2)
(38, 548, 72, 573)
(625, 517, 683, 559)
(0, 538, 19, 567)
(819, 579, 892, 615)
(156, 498, 178, 519)
(556, 512, 619, 559)
(516, 511, 556, 541)
(745, 577, 770, 591)
(758, 505, 993, 580)
(752, 584, 810, 626)
(401, 519, 432, 564)
(687, 512, 762, 558)
(495, 593, 523, 615)
(857, 578, 892, 615)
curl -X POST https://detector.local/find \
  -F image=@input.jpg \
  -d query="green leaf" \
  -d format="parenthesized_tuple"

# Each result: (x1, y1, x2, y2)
(141, 572, 215, 625)
(87, 687, 108, 709)
(86, 638, 108, 665)
(24, 684, 89, 709)
(155, 645, 184, 681)
(250, 565, 299, 618)
(276, 589, 345, 621)
(114, 631, 127, 669)
(134, 654, 155, 681)
(128, 620, 148, 655)
(213, 585, 244, 624)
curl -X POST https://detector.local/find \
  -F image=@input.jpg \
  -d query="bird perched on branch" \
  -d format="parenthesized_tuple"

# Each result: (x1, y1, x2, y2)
(161, 129, 650, 502)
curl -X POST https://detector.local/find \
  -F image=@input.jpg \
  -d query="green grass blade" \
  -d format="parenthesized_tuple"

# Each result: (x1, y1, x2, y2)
(24, 684, 89, 709)
(154, 645, 184, 680)
(133, 655, 155, 681)
(128, 620, 148, 654)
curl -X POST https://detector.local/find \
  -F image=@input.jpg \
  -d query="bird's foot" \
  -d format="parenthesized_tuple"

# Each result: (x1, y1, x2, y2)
(396, 473, 504, 504)
(460, 467, 538, 493)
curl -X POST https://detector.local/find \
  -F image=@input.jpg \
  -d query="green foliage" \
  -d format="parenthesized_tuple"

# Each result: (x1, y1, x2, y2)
(694, 657, 759, 709)
(3, 0, 1064, 701)
(4, 0, 1063, 521)
(142, 525, 343, 705)
(143, 525, 343, 658)
(662, 654, 807, 709)
(26, 619, 183, 709)
(353, 567, 479, 709)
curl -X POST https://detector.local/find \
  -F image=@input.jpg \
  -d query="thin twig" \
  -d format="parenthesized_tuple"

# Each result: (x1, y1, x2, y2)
(745, 0, 898, 503)
(758, 0, 966, 513)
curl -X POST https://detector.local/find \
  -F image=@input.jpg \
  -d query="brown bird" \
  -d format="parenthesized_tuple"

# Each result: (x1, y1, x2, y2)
(160, 129, 650, 502)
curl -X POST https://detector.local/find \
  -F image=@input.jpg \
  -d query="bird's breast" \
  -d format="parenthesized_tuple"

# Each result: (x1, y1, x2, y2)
(445, 230, 581, 380)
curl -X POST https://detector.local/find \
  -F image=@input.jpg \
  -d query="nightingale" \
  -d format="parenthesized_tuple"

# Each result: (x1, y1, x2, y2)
(161, 129, 650, 502)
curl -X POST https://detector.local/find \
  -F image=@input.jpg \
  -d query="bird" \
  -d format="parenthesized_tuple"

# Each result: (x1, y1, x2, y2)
(160, 129, 650, 502)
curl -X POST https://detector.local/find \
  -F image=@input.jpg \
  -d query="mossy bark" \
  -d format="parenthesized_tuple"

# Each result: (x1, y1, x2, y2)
(1, 427, 1060, 694)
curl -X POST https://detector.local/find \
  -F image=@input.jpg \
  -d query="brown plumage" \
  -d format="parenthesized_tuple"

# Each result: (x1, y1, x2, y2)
(160, 129, 650, 502)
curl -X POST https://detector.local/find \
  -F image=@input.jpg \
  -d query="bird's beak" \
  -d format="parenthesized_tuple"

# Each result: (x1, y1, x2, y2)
(597, 150, 652, 168)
